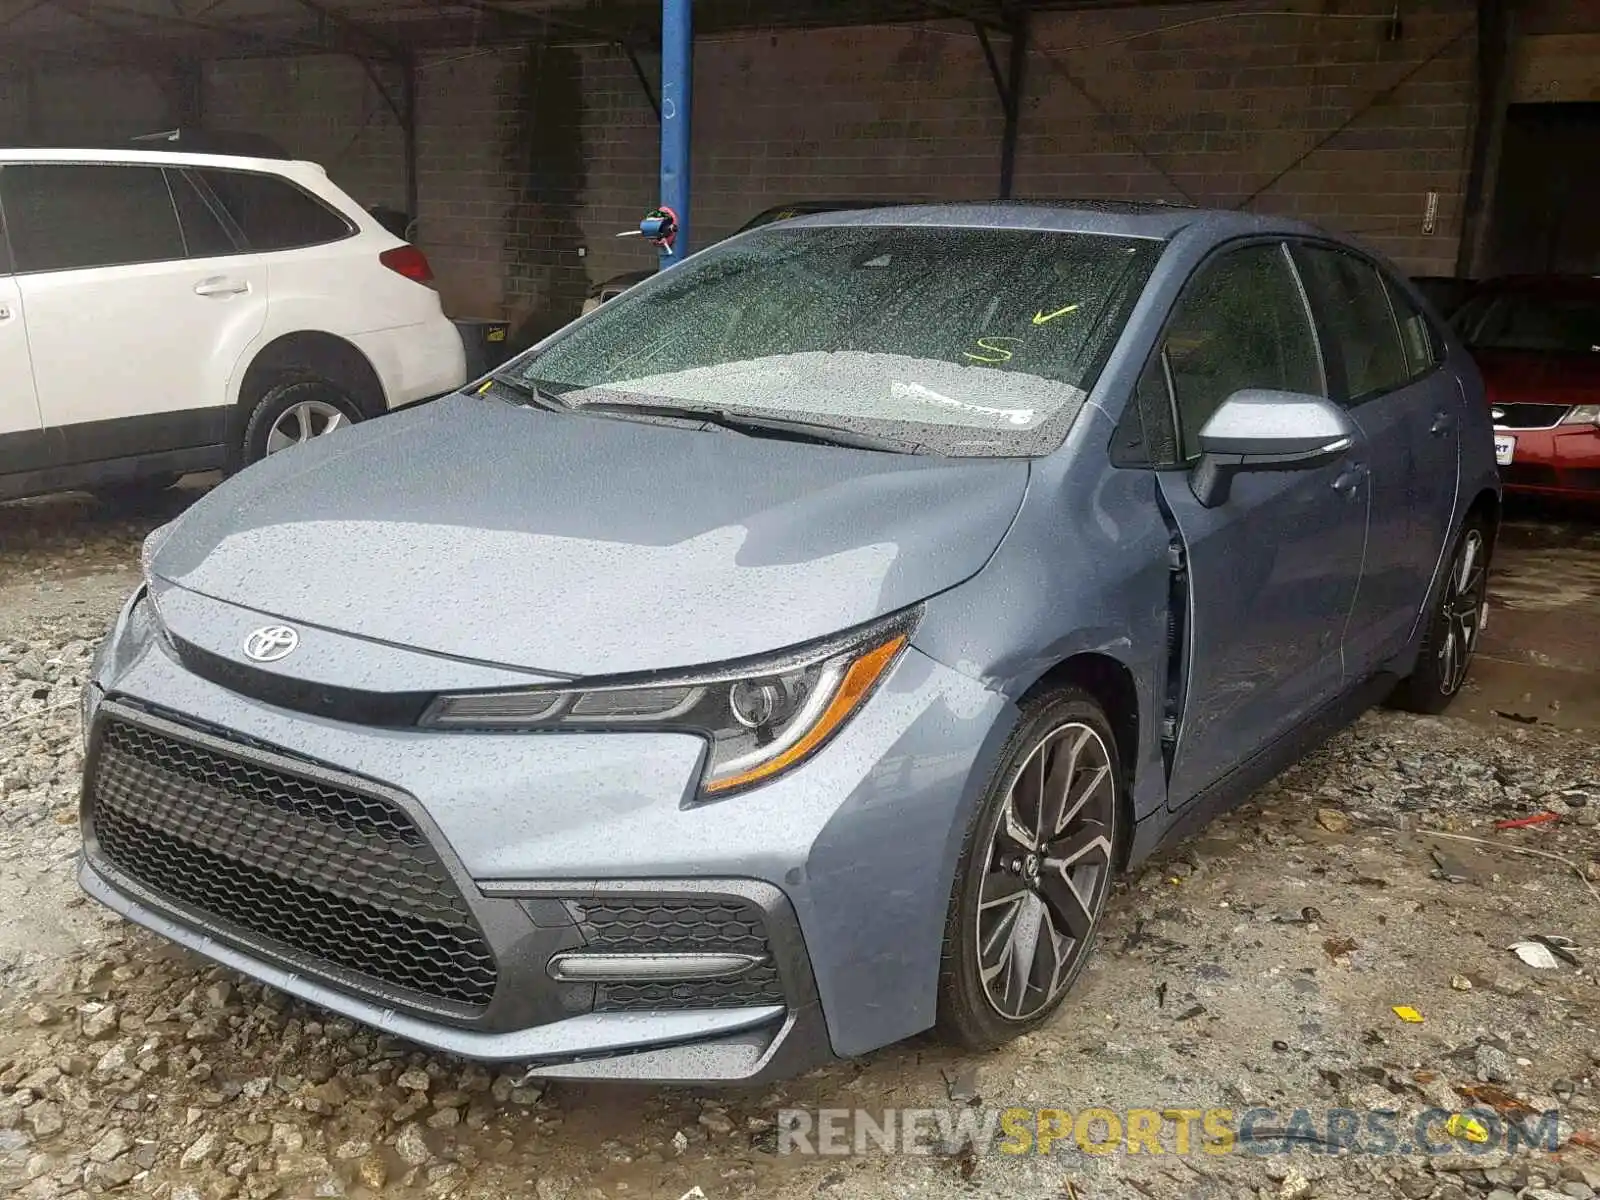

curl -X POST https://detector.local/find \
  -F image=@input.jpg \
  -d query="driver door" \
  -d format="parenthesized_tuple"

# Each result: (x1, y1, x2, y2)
(1149, 241, 1371, 810)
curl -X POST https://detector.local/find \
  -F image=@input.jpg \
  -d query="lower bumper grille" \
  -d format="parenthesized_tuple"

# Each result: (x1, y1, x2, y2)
(565, 898, 787, 1011)
(86, 714, 497, 1009)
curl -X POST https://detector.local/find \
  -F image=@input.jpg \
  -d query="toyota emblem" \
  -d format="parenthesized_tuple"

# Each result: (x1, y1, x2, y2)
(243, 624, 299, 663)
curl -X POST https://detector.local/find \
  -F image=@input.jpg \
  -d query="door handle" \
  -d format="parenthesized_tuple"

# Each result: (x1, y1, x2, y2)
(1430, 410, 1454, 436)
(194, 277, 250, 298)
(1331, 463, 1367, 498)
(0, 302, 11, 321)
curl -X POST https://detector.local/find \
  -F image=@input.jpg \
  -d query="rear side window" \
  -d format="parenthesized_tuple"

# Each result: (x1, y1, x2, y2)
(191, 168, 352, 252)
(1160, 242, 1324, 457)
(166, 170, 237, 259)
(1383, 277, 1444, 380)
(0, 164, 184, 273)
(1296, 246, 1410, 403)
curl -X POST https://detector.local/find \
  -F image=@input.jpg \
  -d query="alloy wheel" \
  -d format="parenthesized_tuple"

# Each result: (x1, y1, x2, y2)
(1437, 528, 1487, 696)
(976, 722, 1116, 1021)
(265, 400, 348, 456)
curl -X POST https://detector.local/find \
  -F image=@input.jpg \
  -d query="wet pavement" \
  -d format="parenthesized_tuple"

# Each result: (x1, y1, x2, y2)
(1466, 499, 1600, 732)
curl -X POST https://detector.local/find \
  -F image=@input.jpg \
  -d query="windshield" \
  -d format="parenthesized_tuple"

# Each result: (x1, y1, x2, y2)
(515, 225, 1163, 457)
(1457, 291, 1600, 355)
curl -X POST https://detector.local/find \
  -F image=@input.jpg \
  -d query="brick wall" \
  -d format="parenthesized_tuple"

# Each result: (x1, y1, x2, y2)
(1019, 1, 1476, 273)
(565, 0, 1475, 324)
(204, 57, 408, 214)
(2, 0, 1480, 326)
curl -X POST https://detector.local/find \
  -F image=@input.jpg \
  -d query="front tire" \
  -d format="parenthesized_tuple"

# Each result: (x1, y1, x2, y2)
(936, 687, 1123, 1050)
(1390, 516, 1490, 714)
(240, 378, 363, 467)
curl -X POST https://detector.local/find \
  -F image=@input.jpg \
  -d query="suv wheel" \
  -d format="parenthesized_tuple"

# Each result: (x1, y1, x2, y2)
(937, 686, 1122, 1049)
(1389, 516, 1490, 714)
(241, 378, 363, 467)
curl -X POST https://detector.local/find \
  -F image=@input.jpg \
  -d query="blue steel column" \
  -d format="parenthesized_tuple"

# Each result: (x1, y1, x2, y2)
(659, 0, 692, 266)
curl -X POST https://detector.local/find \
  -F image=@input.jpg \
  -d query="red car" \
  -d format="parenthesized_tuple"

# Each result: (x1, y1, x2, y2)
(1455, 276, 1600, 499)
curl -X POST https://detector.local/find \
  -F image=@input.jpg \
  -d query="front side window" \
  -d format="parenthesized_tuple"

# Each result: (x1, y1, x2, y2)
(1296, 245, 1410, 403)
(191, 168, 352, 252)
(1159, 242, 1323, 457)
(514, 225, 1164, 457)
(1, 164, 184, 273)
(1456, 290, 1600, 355)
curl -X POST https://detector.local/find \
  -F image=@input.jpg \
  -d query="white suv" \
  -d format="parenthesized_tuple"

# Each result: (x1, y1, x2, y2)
(0, 146, 467, 503)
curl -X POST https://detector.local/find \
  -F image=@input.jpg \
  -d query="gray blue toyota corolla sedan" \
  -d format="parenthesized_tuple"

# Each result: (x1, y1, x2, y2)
(80, 202, 1498, 1083)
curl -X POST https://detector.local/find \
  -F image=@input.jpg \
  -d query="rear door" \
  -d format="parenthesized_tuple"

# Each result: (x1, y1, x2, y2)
(0, 207, 44, 479)
(1148, 241, 1371, 809)
(1293, 243, 1460, 677)
(0, 162, 268, 466)
(0, 294, 44, 492)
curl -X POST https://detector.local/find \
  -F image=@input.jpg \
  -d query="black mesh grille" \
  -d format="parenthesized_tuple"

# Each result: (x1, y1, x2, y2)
(1491, 403, 1570, 429)
(566, 898, 786, 1011)
(88, 717, 497, 1008)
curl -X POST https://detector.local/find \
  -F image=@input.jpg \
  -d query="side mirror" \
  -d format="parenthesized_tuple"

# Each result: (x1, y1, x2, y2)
(1190, 389, 1355, 508)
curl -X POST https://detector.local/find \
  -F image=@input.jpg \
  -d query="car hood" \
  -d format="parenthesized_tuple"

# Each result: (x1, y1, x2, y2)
(150, 394, 1029, 677)
(1473, 348, 1600, 405)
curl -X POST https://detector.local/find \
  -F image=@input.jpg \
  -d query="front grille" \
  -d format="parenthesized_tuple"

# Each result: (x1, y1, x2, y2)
(87, 716, 497, 1009)
(565, 898, 787, 1011)
(1492, 402, 1570, 429)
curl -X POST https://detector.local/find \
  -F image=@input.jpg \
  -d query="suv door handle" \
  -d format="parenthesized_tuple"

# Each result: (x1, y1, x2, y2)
(0, 302, 11, 321)
(194, 277, 250, 298)
(1331, 463, 1367, 498)
(1430, 410, 1454, 435)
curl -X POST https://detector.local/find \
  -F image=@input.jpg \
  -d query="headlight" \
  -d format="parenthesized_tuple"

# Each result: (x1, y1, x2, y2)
(139, 520, 178, 587)
(420, 611, 917, 796)
(1560, 404, 1600, 427)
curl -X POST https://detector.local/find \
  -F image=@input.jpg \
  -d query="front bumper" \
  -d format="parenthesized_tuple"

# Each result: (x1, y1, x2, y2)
(1495, 424, 1600, 497)
(80, 860, 826, 1083)
(79, 592, 1011, 1079)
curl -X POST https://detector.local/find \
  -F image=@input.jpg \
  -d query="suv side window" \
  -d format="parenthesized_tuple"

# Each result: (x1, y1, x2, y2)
(1382, 276, 1444, 381)
(191, 169, 352, 252)
(1160, 242, 1323, 458)
(165, 169, 238, 259)
(1295, 245, 1410, 403)
(0, 164, 185, 273)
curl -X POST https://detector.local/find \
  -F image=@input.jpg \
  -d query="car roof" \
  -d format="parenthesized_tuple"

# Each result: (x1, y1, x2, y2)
(780, 199, 1326, 241)
(0, 146, 311, 171)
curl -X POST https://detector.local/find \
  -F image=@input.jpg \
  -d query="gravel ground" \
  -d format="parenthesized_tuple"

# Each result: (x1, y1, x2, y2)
(1, 491, 1597, 1200)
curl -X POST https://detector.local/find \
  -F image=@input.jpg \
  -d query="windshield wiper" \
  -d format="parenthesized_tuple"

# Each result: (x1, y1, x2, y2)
(481, 371, 571, 412)
(576, 400, 932, 455)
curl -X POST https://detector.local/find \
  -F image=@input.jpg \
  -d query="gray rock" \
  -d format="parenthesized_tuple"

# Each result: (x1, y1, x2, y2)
(1474, 1042, 1516, 1083)
(395, 1123, 432, 1167)
(179, 1130, 221, 1169)
(22, 1104, 61, 1138)
(79, 1005, 118, 1041)
(397, 1067, 432, 1092)
(86, 1128, 132, 1163)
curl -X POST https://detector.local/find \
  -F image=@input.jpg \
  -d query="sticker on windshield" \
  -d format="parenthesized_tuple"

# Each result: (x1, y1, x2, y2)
(963, 336, 1023, 365)
(1031, 302, 1080, 326)
(891, 380, 1035, 426)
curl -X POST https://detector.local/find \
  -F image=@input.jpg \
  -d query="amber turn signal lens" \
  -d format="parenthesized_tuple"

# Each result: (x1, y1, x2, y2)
(704, 634, 908, 794)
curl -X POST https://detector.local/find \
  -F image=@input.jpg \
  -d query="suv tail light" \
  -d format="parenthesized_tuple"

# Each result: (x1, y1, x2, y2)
(379, 244, 435, 285)
(1560, 404, 1600, 427)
